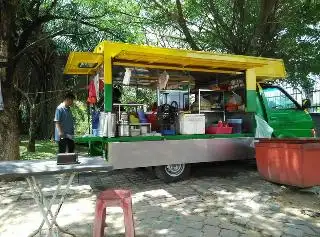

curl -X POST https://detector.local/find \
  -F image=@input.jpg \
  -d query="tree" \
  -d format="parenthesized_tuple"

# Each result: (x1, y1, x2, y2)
(0, 0, 145, 160)
(138, 0, 320, 90)
(16, 42, 63, 152)
(276, 1, 320, 93)
(0, 0, 20, 161)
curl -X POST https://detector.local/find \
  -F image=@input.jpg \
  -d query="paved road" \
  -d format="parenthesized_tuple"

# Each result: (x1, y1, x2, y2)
(0, 160, 319, 236)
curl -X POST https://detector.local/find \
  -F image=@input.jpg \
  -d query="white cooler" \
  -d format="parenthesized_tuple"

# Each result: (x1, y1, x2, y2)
(178, 113, 205, 134)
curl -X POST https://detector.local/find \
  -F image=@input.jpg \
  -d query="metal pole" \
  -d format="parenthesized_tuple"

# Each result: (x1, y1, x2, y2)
(198, 89, 200, 114)
(87, 75, 91, 135)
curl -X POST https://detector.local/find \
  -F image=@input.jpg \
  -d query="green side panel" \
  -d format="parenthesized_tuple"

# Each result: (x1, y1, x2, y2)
(163, 134, 253, 140)
(106, 136, 163, 142)
(75, 134, 254, 144)
(246, 89, 256, 112)
(104, 84, 113, 112)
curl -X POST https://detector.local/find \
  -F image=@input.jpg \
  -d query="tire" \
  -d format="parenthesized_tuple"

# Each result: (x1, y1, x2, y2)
(154, 164, 191, 183)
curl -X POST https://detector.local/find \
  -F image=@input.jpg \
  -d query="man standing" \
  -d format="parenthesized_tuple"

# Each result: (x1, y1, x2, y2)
(54, 93, 75, 153)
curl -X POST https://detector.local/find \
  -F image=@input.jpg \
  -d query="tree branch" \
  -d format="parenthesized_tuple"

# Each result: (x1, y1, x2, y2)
(14, 29, 65, 60)
(175, 0, 200, 50)
(14, 85, 32, 107)
(50, 15, 125, 40)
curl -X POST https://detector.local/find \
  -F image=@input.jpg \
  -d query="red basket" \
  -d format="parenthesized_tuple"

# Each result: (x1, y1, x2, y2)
(206, 126, 232, 134)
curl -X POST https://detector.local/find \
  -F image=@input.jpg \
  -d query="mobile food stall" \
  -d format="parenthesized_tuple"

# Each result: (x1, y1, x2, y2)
(64, 41, 315, 182)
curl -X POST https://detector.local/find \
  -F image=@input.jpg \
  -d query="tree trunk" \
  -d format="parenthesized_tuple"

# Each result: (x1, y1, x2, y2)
(0, 89, 20, 160)
(27, 105, 37, 152)
(0, 0, 20, 161)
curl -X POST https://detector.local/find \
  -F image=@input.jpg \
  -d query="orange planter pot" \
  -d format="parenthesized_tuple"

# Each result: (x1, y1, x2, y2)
(255, 139, 320, 188)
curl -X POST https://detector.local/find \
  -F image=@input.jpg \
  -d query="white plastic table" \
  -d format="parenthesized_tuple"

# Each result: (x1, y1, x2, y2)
(0, 157, 113, 237)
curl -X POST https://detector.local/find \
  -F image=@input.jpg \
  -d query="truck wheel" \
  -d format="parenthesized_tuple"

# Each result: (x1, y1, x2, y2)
(154, 164, 191, 183)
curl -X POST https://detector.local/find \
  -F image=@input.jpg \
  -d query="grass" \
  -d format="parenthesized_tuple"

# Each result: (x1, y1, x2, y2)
(20, 139, 88, 160)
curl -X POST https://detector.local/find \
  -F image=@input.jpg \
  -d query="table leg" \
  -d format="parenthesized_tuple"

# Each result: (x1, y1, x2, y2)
(26, 174, 76, 237)
(26, 177, 53, 237)
(31, 173, 67, 235)
(47, 173, 76, 236)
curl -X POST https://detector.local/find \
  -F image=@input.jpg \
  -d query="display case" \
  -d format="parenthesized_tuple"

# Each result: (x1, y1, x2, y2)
(113, 103, 145, 122)
(196, 89, 226, 121)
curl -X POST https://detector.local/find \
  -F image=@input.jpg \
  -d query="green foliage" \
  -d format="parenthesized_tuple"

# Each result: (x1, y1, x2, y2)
(8, 0, 320, 161)
(276, 1, 320, 91)
(46, 0, 146, 53)
(71, 101, 90, 136)
(20, 138, 88, 160)
(121, 87, 157, 108)
(20, 139, 56, 160)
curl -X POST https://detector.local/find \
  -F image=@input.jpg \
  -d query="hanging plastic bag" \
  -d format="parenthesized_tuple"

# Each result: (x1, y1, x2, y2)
(158, 70, 169, 89)
(94, 73, 100, 101)
(123, 68, 132, 85)
(228, 92, 242, 105)
(255, 115, 273, 138)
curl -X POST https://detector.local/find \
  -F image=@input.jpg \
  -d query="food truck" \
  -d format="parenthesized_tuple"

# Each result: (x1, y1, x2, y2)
(64, 41, 315, 182)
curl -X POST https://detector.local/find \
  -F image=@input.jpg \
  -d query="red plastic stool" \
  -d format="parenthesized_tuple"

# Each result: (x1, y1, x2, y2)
(93, 189, 135, 237)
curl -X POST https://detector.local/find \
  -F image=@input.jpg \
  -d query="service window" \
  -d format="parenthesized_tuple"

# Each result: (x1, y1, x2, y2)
(263, 87, 298, 110)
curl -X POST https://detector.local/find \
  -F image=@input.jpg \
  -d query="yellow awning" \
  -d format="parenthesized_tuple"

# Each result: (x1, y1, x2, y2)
(64, 41, 287, 81)
(64, 52, 103, 75)
(112, 50, 266, 74)
(111, 50, 286, 80)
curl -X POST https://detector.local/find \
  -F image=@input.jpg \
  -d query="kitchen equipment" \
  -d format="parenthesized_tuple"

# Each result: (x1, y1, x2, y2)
(157, 103, 178, 135)
(118, 121, 130, 136)
(120, 112, 129, 122)
(99, 112, 116, 137)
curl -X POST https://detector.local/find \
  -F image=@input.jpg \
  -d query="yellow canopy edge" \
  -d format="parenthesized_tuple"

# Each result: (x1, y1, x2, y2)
(64, 41, 286, 80)
(64, 52, 103, 75)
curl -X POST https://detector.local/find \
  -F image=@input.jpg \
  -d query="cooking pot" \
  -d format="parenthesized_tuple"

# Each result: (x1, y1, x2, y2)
(118, 121, 130, 136)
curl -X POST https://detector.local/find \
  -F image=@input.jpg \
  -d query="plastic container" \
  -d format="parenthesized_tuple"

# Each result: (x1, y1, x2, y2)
(129, 114, 140, 124)
(255, 138, 320, 188)
(92, 111, 100, 129)
(130, 128, 141, 136)
(227, 119, 242, 133)
(161, 129, 176, 135)
(140, 126, 148, 135)
(92, 129, 99, 136)
(147, 112, 159, 131)
(137, 110, 148, 123)
(179, 113, 205, 135)
(206, 126, 232, 134)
